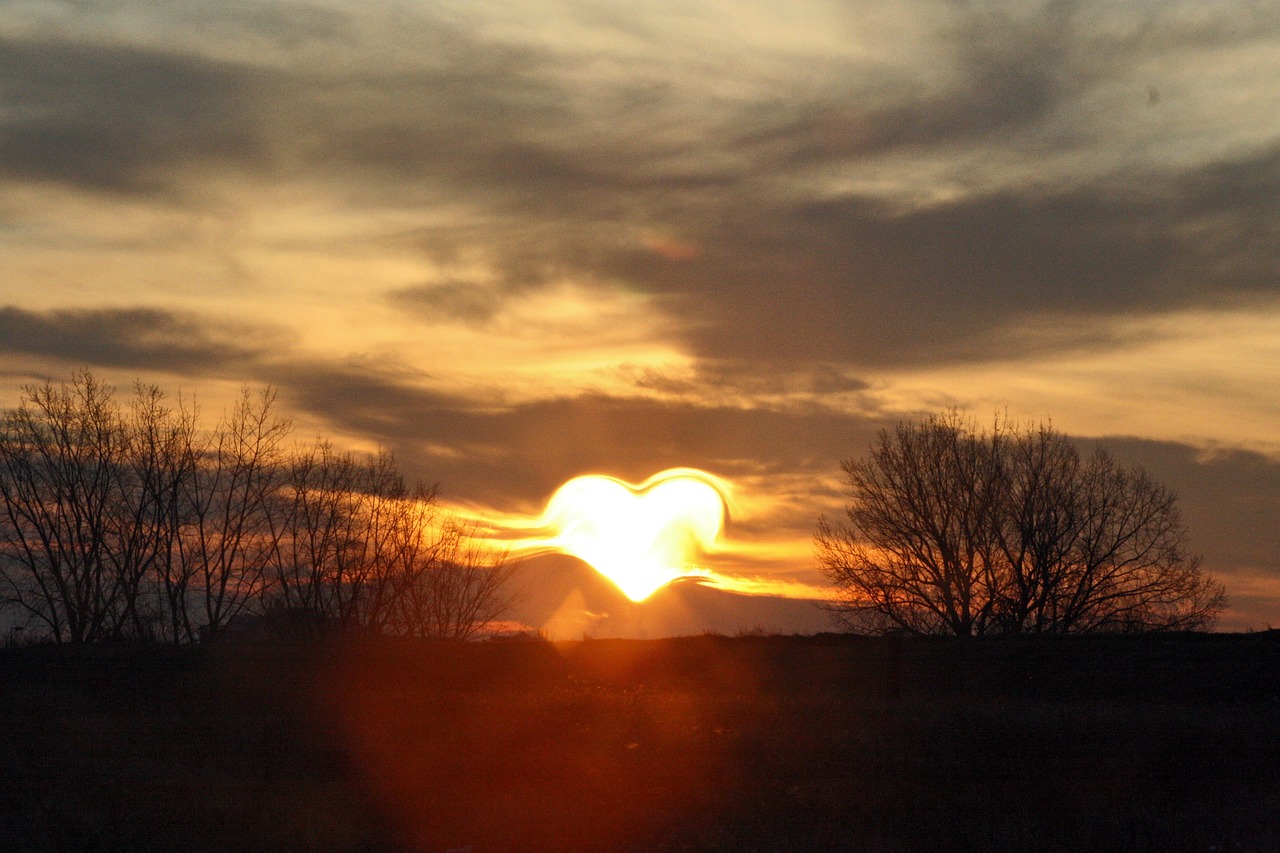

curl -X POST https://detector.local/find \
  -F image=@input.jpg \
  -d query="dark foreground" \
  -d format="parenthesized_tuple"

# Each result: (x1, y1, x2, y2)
(2, 633, 1279, 852)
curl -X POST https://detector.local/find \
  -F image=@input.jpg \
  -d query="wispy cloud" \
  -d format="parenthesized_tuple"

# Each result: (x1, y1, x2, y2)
(0, 305, 280, 373)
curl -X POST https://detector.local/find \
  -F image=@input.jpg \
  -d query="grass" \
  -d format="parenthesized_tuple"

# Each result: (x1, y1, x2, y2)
(2, 632, 1278, 851)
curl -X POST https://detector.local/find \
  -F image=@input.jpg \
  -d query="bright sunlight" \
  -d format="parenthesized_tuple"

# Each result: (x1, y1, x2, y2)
(517, 468, 732, 601)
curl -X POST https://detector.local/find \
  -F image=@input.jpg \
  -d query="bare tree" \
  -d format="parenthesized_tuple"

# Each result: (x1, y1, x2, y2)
(269, 439, 516, 640)
(108, 383, 200, 640)
(0, 374, 209, 641)
(993, 422, 1086, 633)
(389, 518, 517, 640)
(347, 477, 440, 636)
(168, 387, 291, 642)
(0, 372, 129, 641)
(1, 370, 520, 643)
(270, 440, 367, 633)
(1055, 451, 1221, 632)
(815, 411, 1007, 635)
(816, 411, 1224, 635)
(270, 443, 449, 637)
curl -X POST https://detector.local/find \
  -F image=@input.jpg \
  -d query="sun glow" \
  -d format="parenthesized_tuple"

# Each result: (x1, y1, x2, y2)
(462, 467, 827, 604)
(515, 468, 733, 601)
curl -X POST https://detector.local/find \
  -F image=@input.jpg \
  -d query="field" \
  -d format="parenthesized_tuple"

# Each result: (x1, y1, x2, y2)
(2, 632, 1279, 852)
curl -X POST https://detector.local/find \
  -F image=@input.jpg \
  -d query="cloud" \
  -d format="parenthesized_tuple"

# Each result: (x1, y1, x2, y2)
(8, 3, 1278, 375)
(0, 36, 276, 195)
(627, 360, 870, 400)
(733, 2, 1087, 168)
(0, 306, 280, 374)
(567, 168, 1275, 373)
(1082, 438, 1280, 572)
(270, 359, 882, 502)
(276, 3, 1278, 374)
(387, 282, 508, 327)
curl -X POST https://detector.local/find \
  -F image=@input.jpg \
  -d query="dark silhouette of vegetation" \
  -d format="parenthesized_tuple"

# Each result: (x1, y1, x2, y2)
(816, 410, 1225, 635)
(0, 370, 515, 643)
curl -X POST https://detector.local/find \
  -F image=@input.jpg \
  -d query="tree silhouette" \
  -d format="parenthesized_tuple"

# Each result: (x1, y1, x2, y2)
(0, 370, 518, 643)
(0, 371, 163, 641)
(815, 410, 1225, 635)
(388, 518, 516, 640)
(168, 387, 291, 641)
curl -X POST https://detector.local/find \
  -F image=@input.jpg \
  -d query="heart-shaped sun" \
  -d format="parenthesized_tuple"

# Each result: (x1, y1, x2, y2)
(538, 468, 731, 601)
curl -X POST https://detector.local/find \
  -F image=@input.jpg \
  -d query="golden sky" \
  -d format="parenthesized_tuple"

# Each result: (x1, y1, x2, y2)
(3, 0, 1280, 632)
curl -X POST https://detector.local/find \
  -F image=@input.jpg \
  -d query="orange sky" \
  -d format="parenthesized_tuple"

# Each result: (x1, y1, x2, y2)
(2, 1, 1280, 632)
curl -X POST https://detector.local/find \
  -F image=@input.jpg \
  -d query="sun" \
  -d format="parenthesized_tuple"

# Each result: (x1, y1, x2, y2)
(532, 468, 732, 602)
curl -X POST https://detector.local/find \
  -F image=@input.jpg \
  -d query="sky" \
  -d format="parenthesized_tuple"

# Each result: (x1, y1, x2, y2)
(3, 0, 1280, 634)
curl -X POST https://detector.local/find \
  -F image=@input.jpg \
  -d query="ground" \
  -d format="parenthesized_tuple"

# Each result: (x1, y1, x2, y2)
(2, 632, 1278, 852)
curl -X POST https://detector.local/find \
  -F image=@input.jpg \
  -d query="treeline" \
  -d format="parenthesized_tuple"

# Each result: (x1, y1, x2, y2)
(0, 371, 514, 644)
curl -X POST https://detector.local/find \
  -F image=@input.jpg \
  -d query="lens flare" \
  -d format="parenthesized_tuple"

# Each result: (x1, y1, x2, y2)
(526, 468, 732, 602)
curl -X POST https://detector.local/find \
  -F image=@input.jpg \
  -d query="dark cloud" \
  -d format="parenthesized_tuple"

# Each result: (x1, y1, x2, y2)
(627, 361, 870, 399)
(0, 11, 724, 206)
(0, 306, 280, 373)
(0, 36, 276, 194)
(683, 186, 1186, 365)
(273, 361, 886, 510)
(1079, 438, 1280, 572)
(271, 358, 1279, 562)
(1167, 145, 1280, 291)
(2, 5, 1274, 383)
(543, 144, 1279, 370)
